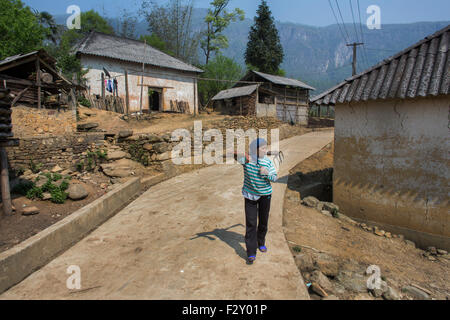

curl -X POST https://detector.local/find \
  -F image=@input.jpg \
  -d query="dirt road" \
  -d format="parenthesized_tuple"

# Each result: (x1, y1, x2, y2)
(0, 130, 333, 300)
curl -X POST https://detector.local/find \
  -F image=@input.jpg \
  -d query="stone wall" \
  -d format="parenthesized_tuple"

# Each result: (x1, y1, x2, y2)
(7, 133, 106, 173)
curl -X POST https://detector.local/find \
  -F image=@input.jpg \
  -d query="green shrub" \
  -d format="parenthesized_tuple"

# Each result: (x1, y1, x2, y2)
(50, 188, 67, 204)
(331, 208, 339, 218)
(26, 186, 43, 200)
(293, 246, 302, 253)
(76, 162, 84, 172)
(128, 143, 149, 166)
(29, 159, 43, 174)
(60, 180, 69, 191)
(96, 149, 107, 160)
(52, 173, 62, 181)
(78, 95, 91, 108)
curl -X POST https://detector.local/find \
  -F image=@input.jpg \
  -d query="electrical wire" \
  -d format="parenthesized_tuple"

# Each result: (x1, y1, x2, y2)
(335, 0, 351, 43)
(328, 0, 350, 44)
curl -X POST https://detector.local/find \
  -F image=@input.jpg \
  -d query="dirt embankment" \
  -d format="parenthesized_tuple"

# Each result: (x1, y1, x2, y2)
(283, 143, 450, 300)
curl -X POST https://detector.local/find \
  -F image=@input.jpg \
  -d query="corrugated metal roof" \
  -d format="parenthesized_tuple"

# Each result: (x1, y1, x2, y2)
(73, 32, 203, 74)
(212, 84, 259, 100)
(311, 24, 450, 105)
(0, 50, 56, 67)
(248, 70, 316, 90)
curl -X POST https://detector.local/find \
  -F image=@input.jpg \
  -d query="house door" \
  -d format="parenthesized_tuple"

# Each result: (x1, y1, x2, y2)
(148, 88, 162, 112)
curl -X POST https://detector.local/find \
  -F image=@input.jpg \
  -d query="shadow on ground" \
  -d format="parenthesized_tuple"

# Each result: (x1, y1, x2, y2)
(190, 224, 249, 262)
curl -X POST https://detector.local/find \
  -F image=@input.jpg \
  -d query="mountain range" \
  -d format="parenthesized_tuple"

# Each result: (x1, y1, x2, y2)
(54, 11, 449, 94)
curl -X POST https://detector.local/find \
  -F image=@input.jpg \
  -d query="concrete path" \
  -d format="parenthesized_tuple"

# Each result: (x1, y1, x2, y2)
(1, 130, 333, 300)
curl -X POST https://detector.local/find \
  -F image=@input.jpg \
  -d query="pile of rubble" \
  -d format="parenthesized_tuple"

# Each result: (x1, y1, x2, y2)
(297, 195, 449, 300)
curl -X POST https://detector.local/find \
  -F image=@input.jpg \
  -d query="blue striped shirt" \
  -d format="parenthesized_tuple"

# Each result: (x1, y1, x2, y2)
(240, 156, 277, 196)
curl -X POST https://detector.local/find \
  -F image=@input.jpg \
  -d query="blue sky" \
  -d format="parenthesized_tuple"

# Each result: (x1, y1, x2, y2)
(22, 0, 450, 26)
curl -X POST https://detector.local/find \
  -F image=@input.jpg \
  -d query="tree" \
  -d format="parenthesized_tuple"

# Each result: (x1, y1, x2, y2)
(118, 9, 138, 39)
(198, 54, 244, 107)
(245, 0, 284, 75)
(200, 0, 244, 65)
(0, 0, 46, 59)
(141, 0, 200, 64)
(56, 10, 115, 81)
(140, 34, 174, 56)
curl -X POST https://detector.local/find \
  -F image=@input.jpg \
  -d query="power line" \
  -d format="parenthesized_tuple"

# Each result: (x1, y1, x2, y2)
(357, 0, 371, 71)
(335, 0, 351, 42)
(328, 0, 350, 44)
(349, 0, 368, 71)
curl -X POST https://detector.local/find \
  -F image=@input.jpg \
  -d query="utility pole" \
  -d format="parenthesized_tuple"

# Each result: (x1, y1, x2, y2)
(139, 40, 147, 114)
(347, 42, 364, 76)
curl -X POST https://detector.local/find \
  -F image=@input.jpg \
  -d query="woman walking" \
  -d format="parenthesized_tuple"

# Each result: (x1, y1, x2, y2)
(235, 138, 278, 264)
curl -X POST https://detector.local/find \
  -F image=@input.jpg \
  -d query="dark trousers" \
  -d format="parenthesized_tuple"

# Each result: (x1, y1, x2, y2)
(244, 195, 271, 257)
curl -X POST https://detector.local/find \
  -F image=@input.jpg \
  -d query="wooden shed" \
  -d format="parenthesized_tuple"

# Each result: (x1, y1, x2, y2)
(236, 70, 315, 125)
(211, 84, 277, 117)
(0, 50, 77, 108)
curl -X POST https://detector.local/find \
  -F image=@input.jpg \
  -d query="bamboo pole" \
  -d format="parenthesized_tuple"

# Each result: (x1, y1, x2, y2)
(125, 70, 130, 116)
(36, 58, 41, 109)
(0, 147, 12, 216)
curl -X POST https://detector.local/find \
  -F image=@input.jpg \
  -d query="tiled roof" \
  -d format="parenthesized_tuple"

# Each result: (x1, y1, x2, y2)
(311, 24, 450, 105)
(73, 32, 203, 74)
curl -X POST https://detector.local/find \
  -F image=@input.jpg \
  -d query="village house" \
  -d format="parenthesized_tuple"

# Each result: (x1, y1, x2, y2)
(212, 70, 315, 125)
(73, 31, 203, 114)
(211, 84, 277, 117)
(312, 25, 449, 250)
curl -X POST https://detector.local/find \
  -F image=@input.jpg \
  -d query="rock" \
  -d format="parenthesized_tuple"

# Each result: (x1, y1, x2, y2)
(322, 202, 339, 212)
(77, 123, 99, 131)
(383, 286, 401, 300)
(156, 152, 172, 161)
(405, 240, 416, 248)
(427, 255, 437, 261)
(51, 165, 63, 173)
(23, 169, 33, 177)
(143, 144, 153, 151)
(22, 206, 40, 216)
(117, 130, 133, 139)
(336, 271, 368, 293)
(314, 253, 340, 277)
(106, 151, 127, 161)
(402, 285, 430, 300)
(310, 283, 328, 297)
(316, 201, 324, 211)
(370, 280, 388, 297)
(385, 232, 392, 238)
(35, 176, 49, 188)
(42, 193, 51, 201)
(144, 133, 164, 143)
(339, 214, 358, 225)
(302, 196, 319, 208)
(161, 133, 172, 142)
(374, 229, 385, 237)
(426, 247, 437, 255)
(437, 249, 448, 255)
(310, 270, 334, 293)
(67, 184, 89, 200)
(125, 135, 141, 141)
(295, 254, 315, 273)
(321, 210, 332, 217)
(61, 169, 73, 176)
(153, 142, 171, 153)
